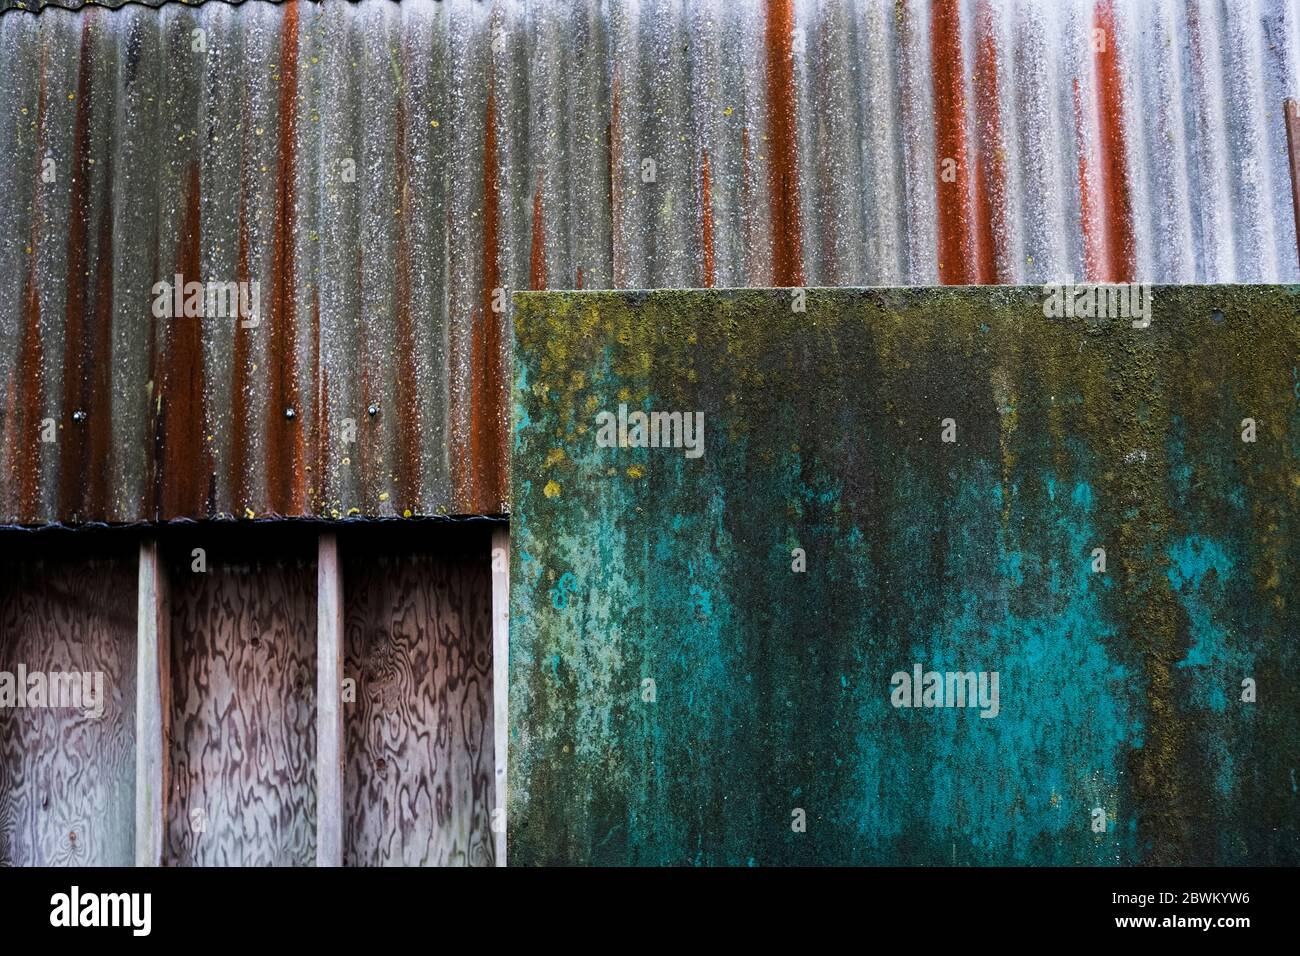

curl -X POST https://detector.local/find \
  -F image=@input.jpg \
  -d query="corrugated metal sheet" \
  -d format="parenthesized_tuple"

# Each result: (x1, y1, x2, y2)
(3, 0, 1300, 525)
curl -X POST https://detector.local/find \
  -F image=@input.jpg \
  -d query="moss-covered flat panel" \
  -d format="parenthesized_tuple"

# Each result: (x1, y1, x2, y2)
(509, 287, 1300, 866)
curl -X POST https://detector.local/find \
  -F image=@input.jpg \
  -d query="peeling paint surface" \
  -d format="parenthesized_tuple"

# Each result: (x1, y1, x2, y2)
(510, 288, 1300, 865)
(6, 0, 1300, 522)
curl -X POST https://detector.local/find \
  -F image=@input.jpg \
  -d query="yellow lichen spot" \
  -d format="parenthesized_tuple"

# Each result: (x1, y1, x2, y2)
(244, 508, 256, 519)
(543, 480, 561, 499)
(342, 456, 351, 466)
(403, 508, 412, 518)
(348, 507, 360, 516)
(722, 105, 734, 116)
(379, 491, 390, 502)
(330, 508, 340, 519)
(626, 465, 644, 479)
(544, 448, 566, 468)
(618, 387, 631, 402)
(430, 119, 440, 128)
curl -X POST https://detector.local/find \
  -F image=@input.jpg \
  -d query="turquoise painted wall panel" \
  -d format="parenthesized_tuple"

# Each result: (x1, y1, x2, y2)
(509, 287, 1300, 865)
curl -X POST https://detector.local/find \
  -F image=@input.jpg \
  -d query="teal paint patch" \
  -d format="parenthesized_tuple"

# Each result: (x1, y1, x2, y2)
(510, 287, 1300, 866)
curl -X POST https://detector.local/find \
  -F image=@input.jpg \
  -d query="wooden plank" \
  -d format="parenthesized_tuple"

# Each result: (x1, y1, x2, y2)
(316, 533, 344, 867)
(1286, 98, 1300, 273)
(0, 541, 136, 866)
(164, 544, 317, 866)
(135, 538, 169, 867)
(342, 539, 494, 866)
(491, 525, 509, 868)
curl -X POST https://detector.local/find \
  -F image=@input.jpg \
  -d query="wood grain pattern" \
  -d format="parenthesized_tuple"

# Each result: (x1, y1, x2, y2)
(343, 536, 495, 866)
(0, 546, 137, 866)
(165, 547, 316, 866)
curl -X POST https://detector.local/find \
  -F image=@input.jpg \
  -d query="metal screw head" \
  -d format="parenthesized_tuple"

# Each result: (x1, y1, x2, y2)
(71, 409, 87, 423)
(284, 406, 296, 420)
(367, 403, 379, 417)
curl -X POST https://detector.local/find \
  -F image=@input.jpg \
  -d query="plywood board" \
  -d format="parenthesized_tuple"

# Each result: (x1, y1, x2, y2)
(0, 536, 136, 866)
(164, 536, 317, 866)
(342, 525, 495, 866)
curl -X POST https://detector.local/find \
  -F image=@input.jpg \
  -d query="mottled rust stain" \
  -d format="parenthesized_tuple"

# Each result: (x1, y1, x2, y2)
(1091, 0, 1135, 282)
(529, 175, 547, 291)
(700, 148, 715, 288)
(932, 0, 974, 285)
(1072, 77, 1101, 278)
(763, 0, 803, 286)
(264, 0, 305, 515)
(157, 163, 211, 517)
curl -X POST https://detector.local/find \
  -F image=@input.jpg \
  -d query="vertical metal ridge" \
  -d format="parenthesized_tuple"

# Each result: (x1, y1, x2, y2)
(3, 0, 1299, 524)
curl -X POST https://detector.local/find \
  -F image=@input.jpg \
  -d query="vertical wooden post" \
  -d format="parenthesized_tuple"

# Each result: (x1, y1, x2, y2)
(1285, 99, 1300, 272)
(491, 525, 510, 867)
(316, 533, 345, 867)
(135, 539, 170, 866)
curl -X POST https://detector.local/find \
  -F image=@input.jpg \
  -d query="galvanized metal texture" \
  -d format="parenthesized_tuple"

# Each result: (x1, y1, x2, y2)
(3, 0, 1300, 524)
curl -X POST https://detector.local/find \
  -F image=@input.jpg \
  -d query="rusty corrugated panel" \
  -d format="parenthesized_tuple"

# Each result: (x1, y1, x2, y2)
(3, 0, 1300, 524)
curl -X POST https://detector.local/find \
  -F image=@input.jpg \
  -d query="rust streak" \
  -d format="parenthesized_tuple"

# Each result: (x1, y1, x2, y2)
(1092, 0, 1134, 282)
(6, 47, 49, 522)
(265, 0, 305, 515)
(700, 148, 716, 288)
(530, 175, 548, 291)
(1285, 99, 1300, 273)
(158, 163, 210, 518)
(466, 73, 506, 514)
(763, 0, 804, 286)
(931, 0, 974, 285)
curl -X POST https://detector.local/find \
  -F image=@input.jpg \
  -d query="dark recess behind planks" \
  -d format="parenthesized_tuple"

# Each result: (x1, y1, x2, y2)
(0, 519, 503, 866)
